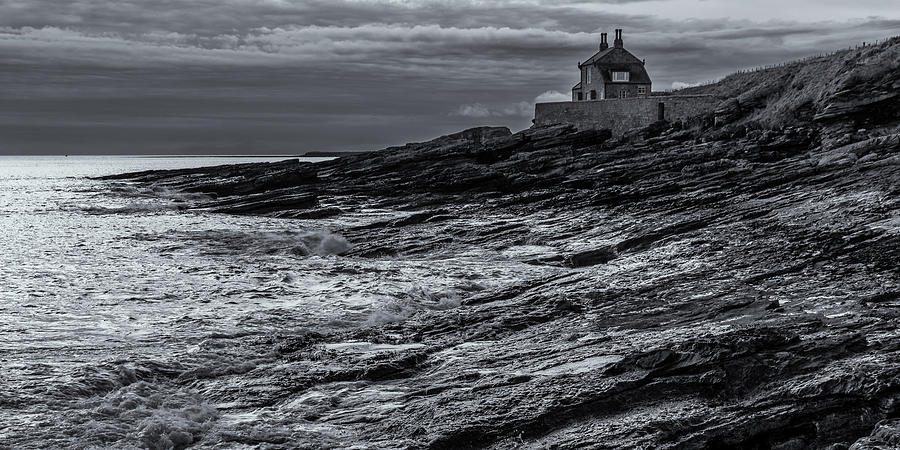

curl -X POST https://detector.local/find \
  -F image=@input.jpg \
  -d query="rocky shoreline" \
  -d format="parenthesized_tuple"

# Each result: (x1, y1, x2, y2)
(101, 38, 900, 449)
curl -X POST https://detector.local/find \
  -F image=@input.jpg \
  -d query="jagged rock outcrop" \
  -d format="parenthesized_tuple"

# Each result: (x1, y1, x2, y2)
(99, 37, 900, 449)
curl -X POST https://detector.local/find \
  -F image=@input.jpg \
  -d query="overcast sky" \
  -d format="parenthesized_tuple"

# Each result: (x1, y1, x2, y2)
(1, 0, 898, 154)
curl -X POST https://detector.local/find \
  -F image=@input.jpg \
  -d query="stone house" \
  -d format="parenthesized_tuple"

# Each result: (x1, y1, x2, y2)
(572, 29, 652, 101)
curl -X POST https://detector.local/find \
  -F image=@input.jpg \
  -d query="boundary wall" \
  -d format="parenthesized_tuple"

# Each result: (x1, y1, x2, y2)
(534, 95, 719, 135)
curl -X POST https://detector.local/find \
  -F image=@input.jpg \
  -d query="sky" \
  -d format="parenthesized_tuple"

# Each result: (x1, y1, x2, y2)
(1, 0, 898, 154)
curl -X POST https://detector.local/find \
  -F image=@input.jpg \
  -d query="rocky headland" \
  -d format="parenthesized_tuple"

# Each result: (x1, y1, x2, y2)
(101, 37, 900, 449)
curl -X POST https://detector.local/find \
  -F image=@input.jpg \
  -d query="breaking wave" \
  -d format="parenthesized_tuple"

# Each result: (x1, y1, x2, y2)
(68, 183, 210, 215)
(132, 229, 352, 257)
(104, 182, 211, 203)
(81, 381, 218, 450)
(367, 285, 462, 325)
(74, 203, 187, 215)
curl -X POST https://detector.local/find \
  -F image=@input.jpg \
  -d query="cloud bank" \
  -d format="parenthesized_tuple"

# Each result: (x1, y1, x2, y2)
(1, 0, 898, 154)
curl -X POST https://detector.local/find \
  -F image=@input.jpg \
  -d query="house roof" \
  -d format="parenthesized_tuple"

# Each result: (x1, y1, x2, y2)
(580, 47, 615, 67)
(572, 81, 582, 90)
(579, 46, 651, 85)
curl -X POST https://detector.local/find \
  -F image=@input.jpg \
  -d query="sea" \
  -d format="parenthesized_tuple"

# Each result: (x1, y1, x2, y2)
(0, 156, 543, 448)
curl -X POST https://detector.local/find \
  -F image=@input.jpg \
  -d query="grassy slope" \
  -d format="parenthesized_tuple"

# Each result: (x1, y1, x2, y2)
(678, 36, 900, 131)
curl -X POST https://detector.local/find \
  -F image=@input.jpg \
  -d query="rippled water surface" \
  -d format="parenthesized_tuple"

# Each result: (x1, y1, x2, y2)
(0, 156, 544, 449)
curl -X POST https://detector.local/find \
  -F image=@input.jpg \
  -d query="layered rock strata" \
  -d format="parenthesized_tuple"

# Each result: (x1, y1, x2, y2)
(100, 37, 900, 449)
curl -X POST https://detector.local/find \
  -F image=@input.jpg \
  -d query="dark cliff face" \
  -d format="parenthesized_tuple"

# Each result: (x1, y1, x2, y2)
(103, 38, 900, 449)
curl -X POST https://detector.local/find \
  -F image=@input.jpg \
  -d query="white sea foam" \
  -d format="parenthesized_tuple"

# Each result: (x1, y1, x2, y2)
(92, 381, 218, 450)
(295, 230, 352, 256)
(366, 285, 462, 325)
(0, 156, 554, 448)
(76, 203, 186, 215)
(132, 228, 351, 257)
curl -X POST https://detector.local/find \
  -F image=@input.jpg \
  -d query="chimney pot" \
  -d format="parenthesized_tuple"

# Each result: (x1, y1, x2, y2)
(614, 29, 624, 48)
(600, 32, 609, 50)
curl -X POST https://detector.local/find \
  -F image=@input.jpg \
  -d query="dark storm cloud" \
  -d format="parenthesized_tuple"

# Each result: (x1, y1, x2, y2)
(1, 0, 898, 154)
(0, 0, 657, 34)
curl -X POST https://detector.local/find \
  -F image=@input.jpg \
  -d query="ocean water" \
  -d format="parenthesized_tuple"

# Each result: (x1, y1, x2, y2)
(0, 156, 546, 449)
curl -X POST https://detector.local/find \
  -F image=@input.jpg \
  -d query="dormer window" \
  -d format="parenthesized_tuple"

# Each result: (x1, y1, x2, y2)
(612, 71, 630, 82)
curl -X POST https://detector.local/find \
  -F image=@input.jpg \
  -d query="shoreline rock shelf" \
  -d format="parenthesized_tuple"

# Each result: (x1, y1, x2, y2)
(102, 37, 900, 449)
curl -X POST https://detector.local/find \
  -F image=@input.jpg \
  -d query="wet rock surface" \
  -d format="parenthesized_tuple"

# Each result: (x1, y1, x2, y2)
(98, 39, 900, 449)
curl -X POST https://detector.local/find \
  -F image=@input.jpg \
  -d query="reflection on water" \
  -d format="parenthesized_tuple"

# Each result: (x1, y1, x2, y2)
(0, 156, 545, 448)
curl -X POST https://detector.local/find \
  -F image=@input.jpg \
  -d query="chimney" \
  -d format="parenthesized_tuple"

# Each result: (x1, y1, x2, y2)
(600, 33, 608, 50)
(614, 29, 624, 48)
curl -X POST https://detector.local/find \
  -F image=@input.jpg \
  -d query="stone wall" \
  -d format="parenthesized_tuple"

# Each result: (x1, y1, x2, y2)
(603, 83, 651, 100)
(534, 95, 720, 136)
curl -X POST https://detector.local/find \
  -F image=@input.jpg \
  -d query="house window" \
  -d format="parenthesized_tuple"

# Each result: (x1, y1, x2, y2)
(590, 90, 597, 100)
(637, 86, 647, 95)
(612, 71, 630, 82)
(577, 92, 583, 101)
(619, 89, 628, 99)
(586, 69, 591, 84)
